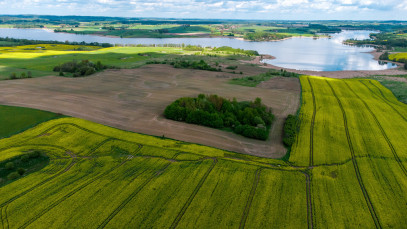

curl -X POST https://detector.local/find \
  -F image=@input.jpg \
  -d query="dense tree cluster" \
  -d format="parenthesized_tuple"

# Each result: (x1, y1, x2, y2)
(379, 52, 389, 60)
(283, 114, 299, 147)
(170, 60, 220, 71)
(244, 32, 291, 41)
(183, 45, 205, 51)
(53, 60, 110, 77)
(164, 94, 274, 140)
(212, 46, 259, 56)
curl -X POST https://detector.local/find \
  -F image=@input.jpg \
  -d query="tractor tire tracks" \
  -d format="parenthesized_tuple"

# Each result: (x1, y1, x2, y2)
(326, 80, 382, 229)
(239, 168, 262, 229)
(169, 158, 218, 229)
(18, 159, 131, 229)
(97, 162, 173, 229)
(307, 77, 316, 167)
(360, 80, 407, 123)
(345, 82, 407, 177)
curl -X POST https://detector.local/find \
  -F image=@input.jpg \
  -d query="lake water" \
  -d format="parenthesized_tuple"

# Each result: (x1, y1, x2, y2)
(0, 28, 397, 71)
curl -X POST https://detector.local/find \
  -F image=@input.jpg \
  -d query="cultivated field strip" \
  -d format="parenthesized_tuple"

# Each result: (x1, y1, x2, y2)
(360, 80, 407, 122)
(97, 162, 172, 229)
(326, 80, 382, 229)
(307, 77, 316, 167)
(239, 168, 262, 229)
(343, 82, 407, 176)
(169, 158, 217, 229)
(19, 159, 131, 228)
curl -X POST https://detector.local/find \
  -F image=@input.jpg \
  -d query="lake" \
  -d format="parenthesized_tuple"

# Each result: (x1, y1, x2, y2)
(0, 28, 397, 71)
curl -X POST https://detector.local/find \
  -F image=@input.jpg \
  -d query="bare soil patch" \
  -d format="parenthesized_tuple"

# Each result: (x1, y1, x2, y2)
(0, 64, 300, 158)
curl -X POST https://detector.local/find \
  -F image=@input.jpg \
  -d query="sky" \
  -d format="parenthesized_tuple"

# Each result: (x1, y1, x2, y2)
(1, 0, 407, 20)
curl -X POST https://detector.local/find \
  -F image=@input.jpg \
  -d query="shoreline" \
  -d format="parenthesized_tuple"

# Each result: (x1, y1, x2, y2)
(244, 52, 406, 79)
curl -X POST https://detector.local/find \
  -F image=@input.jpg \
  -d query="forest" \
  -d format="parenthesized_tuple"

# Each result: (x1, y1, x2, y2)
(164, 94, 274, 140)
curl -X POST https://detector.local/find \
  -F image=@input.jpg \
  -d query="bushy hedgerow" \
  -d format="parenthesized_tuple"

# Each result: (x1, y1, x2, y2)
(170, 59, 220, 71)
(53, 60, 112, 77)
(164, 94, 274, 140)
(212, 46, 259, 56)
(283, 114, 299, 147)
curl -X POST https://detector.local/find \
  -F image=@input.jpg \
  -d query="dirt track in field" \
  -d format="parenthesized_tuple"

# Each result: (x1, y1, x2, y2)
(0, 64, 300, 158)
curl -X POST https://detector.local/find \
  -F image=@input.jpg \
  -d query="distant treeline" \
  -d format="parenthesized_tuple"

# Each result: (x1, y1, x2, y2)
(0, 37, 113, 47)
(346, 33, 407, 49)
(212, 46, 259, 56)
(0, 15, 224, 25)
(164, 95, 274, 140)
(244, 32, 291, 41)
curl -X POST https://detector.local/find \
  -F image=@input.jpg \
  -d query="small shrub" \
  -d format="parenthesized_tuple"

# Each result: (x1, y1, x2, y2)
(20, 72, 26, 78)
(29, 151, 41, 158)
(10, 72, 17, 79)
(17, 168, 26, 175)
(27, 71, 32, 78)
(21, 154, 30, 162)
(7, 172, 20, 180)
(5, 162, 15, 170)
(379, 52, 389, 60)
(226, 65, 238, 70)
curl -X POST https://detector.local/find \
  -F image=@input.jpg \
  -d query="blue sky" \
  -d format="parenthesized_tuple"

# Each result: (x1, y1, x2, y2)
(1, 0, 407, 20)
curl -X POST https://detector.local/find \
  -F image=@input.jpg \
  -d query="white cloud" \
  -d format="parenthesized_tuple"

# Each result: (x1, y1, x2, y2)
(0, 0, 406, 20)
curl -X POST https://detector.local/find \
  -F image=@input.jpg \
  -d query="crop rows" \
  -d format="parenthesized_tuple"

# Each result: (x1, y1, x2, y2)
(326, 80, 381, 229)
(1, 80, 406, 229)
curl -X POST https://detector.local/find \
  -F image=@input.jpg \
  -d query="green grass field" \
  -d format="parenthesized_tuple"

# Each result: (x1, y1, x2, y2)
(0, 105, 63, 138)
(0, 75, 406, 228)
(0, 44, 253, 79)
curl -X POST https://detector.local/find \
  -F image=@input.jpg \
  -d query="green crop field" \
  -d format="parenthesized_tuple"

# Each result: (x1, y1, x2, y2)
(389, 52, 407, 61)
(0, 75, 406, 228)
(291, 75, 407, 228)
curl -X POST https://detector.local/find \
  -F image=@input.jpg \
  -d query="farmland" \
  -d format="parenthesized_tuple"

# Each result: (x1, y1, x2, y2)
(0, 75, 406, 228)
(0, 44, 256, 79)
(291, 75, 407, 228)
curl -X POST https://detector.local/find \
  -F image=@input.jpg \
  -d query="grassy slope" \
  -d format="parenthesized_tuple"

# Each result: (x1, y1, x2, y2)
(0, 75, 406, 227)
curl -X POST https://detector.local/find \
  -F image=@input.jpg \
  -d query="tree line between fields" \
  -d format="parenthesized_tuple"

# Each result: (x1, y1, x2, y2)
(164, 94, 274, 140)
